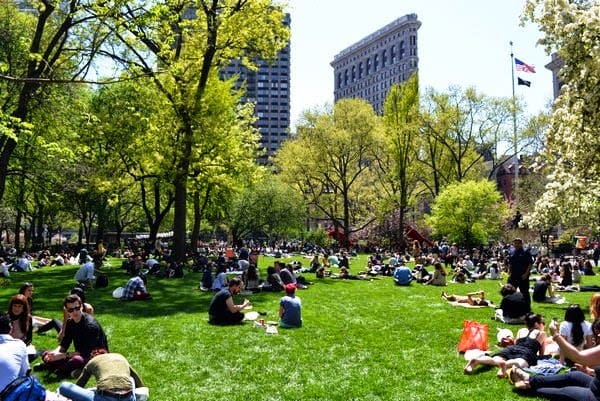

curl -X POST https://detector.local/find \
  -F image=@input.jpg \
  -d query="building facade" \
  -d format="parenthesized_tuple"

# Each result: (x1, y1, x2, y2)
(331, 13, 421, 114)
(220, 14, 291, 164)
(545, 52, 564, 99)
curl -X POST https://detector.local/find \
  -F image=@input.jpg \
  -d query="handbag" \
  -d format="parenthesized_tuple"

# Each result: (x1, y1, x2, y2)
(457, 320, 489, 352)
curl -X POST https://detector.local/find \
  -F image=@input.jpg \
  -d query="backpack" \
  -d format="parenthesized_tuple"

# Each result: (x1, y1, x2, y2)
(95, 274, 109, 288)
(0, 375, 46, 401)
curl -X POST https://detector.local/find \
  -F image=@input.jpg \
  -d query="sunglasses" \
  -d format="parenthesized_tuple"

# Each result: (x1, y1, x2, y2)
(66, 305, 81, 313)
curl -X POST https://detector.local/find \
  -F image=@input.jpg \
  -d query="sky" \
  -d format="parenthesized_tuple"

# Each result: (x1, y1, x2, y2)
(285, 0, 554, 129)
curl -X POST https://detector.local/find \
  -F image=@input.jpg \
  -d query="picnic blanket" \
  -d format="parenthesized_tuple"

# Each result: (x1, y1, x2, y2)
(537, 296, 566, 304)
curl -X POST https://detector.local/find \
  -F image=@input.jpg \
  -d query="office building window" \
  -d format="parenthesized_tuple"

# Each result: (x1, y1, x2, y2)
(374, 54, 379, 72)
(366, 58, 371, 75)
(399, 41, 405, 59)
(382, 50, 387, 67)
(358, 62, 363, 79)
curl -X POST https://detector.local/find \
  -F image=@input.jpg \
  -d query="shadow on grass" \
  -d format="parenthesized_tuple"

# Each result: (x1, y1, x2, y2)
(0, 262, 384, 320)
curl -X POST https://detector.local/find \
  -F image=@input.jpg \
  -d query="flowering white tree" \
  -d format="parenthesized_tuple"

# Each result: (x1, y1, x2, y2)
(522, 0, 600, 231)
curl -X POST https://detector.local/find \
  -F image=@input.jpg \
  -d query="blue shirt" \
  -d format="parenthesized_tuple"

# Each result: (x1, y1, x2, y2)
(393, 266, 413, 285)
(280, 295, 302, 327)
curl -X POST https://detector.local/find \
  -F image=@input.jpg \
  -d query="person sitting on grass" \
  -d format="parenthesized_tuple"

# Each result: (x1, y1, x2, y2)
(498, 283, 530, 324)
(464, 313, 546, 378)
(121, 274, 152, 301)
(532, 274, 559, 303)
(7, 294, 33, 346)
(36, 294, 108, 378)
(58, 348, 144, 401)
(425, 262, 446, 286)
(0, 312, 29, 394)
(557, 304, 594, 366)
(441, 290, 491, 306)
(508, 317, 600, 399)
(74, 250, 98, 288)
(392, 263, 413, 286)
(208, 277, 250, 325)
(279, 283, 302, 328)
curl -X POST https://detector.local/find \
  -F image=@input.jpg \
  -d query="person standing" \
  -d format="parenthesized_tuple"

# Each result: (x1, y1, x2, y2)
(279, 283, 302, 328)
(58, 350, 143, 401)
(508, 238, 533, 309)
(0, 312, 29, 393)
(208, 277, 250, 325)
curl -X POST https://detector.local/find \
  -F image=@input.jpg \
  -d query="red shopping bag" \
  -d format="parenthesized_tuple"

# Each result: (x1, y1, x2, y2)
(457, 320, 488, 352)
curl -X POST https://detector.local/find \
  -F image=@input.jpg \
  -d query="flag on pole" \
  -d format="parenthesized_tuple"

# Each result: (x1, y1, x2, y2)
(515, 58, 536, 73)
(517, 77, 531, 87)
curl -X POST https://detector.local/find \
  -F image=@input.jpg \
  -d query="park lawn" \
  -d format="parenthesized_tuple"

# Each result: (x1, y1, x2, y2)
(1, 254, 597, 401)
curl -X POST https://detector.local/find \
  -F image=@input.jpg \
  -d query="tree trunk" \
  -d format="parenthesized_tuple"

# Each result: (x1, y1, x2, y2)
(191, 191, 201, 249)
(172, 174, 187, 262)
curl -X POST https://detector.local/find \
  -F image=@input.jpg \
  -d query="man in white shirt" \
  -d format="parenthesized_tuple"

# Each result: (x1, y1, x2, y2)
(0, 312, 29, 392)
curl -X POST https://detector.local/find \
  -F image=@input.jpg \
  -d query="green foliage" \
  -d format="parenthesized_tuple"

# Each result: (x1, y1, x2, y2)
(427, 180, 509, 246)
(276, 98, 384, 246)
(420, 86, 511, 197)
(302, 228, 335, 249)
(376, 73, 421, 234)
(228, 175, 307, 242)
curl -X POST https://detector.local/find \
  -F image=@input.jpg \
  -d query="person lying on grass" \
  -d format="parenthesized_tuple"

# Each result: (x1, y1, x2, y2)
(464, 313, 546, 378)
(441, 290, 491, 306)
(507, 317, 600, 400)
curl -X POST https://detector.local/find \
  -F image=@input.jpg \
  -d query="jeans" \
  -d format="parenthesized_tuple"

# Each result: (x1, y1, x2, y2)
(59, 382, 136, 401)
(530, 370, 600, 401)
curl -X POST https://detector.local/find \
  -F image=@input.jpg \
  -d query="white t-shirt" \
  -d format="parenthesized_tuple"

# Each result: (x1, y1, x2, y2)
(559, 320, 593, 349)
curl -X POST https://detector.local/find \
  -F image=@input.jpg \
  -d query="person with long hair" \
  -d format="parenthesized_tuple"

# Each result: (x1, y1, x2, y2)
(589, 293, 600, 320)
(464, 313, 546, 378)
(425, 262, 446, 286)
(558, 304, 594, 365)
(7, 294, 32, 346)
(509, 318, 600, 398)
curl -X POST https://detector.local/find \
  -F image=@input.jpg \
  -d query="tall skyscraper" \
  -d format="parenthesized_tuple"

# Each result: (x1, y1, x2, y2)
(331, 13, 421, 113)
(220, 14, 291, 164)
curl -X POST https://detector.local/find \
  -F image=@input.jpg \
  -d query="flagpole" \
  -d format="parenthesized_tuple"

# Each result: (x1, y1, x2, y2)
(509, 41, 518, 208)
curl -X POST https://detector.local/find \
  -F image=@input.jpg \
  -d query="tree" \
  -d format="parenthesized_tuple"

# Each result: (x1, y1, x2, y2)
(419, 87, 513, 197)
(374, 73, 421, 248)
(0, 0, 115, 202)
(97, 0, 290, 261)
(276, 99, 383, 248)
(522, 0, 600, 231)
(426, 180, 509, 246)
(228, 176, 306, 244)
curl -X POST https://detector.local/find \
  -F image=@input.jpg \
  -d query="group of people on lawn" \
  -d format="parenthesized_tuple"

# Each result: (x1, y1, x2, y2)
(1, 282, 144, 401)
(458, 238, 600, 401)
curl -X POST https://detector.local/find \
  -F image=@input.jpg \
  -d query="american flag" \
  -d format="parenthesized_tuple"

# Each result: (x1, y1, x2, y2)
(515, 58, 536, 73)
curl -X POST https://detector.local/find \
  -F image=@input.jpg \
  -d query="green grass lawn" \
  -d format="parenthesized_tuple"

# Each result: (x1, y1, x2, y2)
(2, 254, 597, 401)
